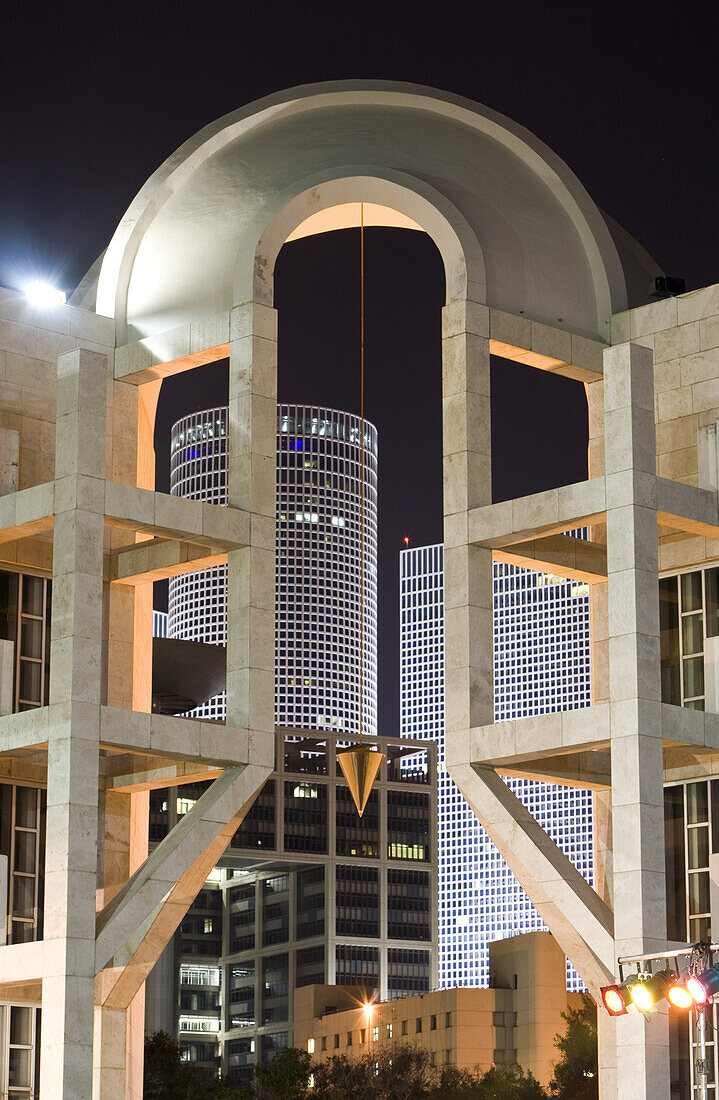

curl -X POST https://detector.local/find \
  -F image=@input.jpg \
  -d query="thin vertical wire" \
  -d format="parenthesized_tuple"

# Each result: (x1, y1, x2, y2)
(359, 201, 365, 744)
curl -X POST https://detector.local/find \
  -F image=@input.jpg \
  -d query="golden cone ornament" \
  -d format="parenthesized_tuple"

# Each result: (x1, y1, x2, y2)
(337, 745, 385, 817)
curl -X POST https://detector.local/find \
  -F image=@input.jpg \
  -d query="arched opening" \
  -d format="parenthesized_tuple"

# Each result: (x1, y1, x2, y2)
(152, 206, 589, 732)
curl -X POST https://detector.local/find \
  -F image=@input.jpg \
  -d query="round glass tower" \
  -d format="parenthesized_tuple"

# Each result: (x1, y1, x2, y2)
(168, 404, 378, 736)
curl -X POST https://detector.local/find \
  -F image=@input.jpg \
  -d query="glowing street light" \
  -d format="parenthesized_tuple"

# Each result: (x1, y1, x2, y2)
(24, 280, 66, 308)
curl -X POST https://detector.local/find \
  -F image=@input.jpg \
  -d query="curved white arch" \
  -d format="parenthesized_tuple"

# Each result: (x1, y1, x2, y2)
(245, 173, 486, 308)
(94, 81, 627, 341)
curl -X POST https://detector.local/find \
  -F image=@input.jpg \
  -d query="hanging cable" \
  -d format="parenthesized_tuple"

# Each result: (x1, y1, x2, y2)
(359, 201, 365, 746)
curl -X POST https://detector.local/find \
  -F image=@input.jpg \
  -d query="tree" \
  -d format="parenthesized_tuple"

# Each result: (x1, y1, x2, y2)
(548, 995, 598, 1100)
(471, 1066, 547, 1099)
(311, 1045, 546, 1100)
(144, 1031, 249, 1100)
(255, 1047, 312, 1099)
(312, 1045, 436, 1100)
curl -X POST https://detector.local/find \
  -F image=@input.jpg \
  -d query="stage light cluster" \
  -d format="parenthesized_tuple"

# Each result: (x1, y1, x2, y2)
(601, 965, 719, 1016)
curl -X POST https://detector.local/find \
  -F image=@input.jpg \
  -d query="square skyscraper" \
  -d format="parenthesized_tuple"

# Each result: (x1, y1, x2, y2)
(400, 543, 594, 989)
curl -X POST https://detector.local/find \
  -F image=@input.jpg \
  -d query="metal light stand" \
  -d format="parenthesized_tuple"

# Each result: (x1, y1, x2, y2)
(618, 943, 717, 1100)
(698, 1005, 709, 1100)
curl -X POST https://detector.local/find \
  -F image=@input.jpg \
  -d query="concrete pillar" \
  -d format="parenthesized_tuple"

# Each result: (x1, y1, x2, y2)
(93, 1005, 127, 1100)
(93, 790, 133, 1100)
(604, 342, 669, 1100)
(442, 299, 493, 736)
(226, 302, 276, 738)
(41, 348, 107, 1099)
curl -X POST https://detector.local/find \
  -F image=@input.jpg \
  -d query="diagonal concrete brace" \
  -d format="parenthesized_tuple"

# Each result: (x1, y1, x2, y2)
(449, 759, 615, 999)
(95, 762, 270, 1008)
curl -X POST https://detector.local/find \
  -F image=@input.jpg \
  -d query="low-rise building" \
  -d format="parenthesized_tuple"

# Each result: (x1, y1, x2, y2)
(294, 930, 580, 1088)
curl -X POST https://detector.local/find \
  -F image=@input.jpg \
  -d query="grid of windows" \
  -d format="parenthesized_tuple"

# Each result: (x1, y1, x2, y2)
(167, 405, 378, 735)
(335, 865, 379, 937)
(335, 945, 379, 991)
(386, 949, 430, 998)
(399, 544, 593, 991)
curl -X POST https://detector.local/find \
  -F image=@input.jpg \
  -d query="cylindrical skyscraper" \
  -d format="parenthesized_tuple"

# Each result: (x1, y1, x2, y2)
(168, 404, 378, 736)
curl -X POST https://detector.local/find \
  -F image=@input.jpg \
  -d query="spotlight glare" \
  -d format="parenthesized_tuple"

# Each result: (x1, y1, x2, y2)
(602, 987, 627, 1016)
(667, 982, 694, 1010)
(686, 975, 708, 1005)
(629, 969, 676, 1013)
(631, 983, 655, 1012)
(686, 967, 719, 1005)
(24, 280, 66, 308)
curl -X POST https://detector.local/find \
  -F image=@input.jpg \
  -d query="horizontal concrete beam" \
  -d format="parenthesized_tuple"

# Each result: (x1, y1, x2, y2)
(104, 483, 250, 549)
(656, 477, 719, 537)
(662, 703, 719, 754)
(0, 706, 49, 755)
(114, 312, 230, 384)
(494, 534, 606, 583)
(469, 478, 607, 548)
(0, 940, 46, 985)
(0, 482, 54, 544)
(99, 707, 257, 768)
(489, 308, 605, 382)
(109, 537, 226, 585)
(104, 758, 223, 792)
(465, 704, 611, 769)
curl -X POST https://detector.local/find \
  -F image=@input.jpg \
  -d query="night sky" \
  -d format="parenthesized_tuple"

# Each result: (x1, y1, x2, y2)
(3, 4, 718, 732)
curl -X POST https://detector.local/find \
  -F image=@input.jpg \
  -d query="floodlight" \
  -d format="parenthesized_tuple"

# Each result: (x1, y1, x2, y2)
(667, 979, 695, 1010)
(601, 985, 629, 1016)
(601, 976, 642, 1016)
(24, 280, 66, 307)
(686, 966, 719, 1006)
(630, 969, 676, 1012)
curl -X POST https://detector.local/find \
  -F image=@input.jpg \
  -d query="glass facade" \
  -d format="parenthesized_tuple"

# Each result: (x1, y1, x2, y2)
(152, 406, 437, 1071)
(155, 725, 435, 1069)
(0, 1004, 41, 1099)
(659, 565, 719, 711)
(399, 543, 594, 991)
(167, 404, 378, 736)
(0, 568, 52, 1095)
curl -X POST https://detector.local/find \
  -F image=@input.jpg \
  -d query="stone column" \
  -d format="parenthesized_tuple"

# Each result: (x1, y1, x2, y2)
(226, 301, 276, 736)
(442, 299, 493, 739)
(41, 348, 107, 1099)
(604, 342, 669, 1100)
(92, 789, 135, 1100)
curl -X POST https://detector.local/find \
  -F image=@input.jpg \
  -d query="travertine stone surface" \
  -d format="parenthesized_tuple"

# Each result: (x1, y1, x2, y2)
(443, 302, 493, 740)
(43, 348, 107, 1100)
(226, 303, 276, 743)
(604, 342, 669, 1100)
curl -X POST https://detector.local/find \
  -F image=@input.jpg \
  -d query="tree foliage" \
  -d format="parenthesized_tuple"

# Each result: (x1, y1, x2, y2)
(255, 1047, 313, 1099)
(310, 1044, 546, 1100)
(548, 995, 598, 1100)
(146, 1006, 599, 1100)
(144, 1032, 249, 1099)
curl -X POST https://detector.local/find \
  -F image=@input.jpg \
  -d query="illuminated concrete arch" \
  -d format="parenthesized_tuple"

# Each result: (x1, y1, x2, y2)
(249, 172, 486, 308)
(94, 81, 627, 340)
